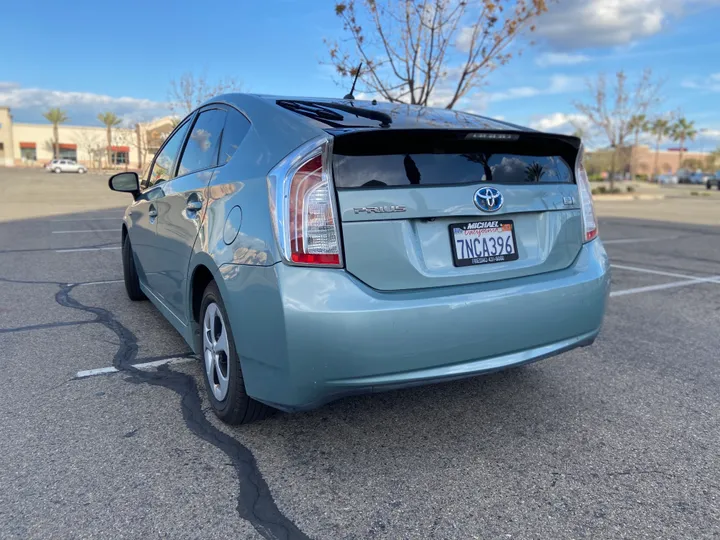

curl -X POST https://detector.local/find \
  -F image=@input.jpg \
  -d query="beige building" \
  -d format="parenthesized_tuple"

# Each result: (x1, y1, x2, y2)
(587, 144, 715, 177)
(0, 106, 174, 170)
(630, 144, 714, 175)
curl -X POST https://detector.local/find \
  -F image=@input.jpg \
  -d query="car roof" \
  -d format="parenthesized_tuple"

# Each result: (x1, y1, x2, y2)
(219, 93, 530, 132)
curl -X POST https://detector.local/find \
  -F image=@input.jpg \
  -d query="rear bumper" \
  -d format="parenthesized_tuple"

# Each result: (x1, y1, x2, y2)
(222, 239, 610, 411)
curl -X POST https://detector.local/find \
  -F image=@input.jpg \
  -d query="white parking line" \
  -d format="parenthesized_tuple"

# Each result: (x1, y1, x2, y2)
(52, 229, 117, 234)
(611, 263, 720, 282)
(55, 246, 121, 253)
(603, 236, 680, 244)
(51, 217, 122, 222)
(75, 356, 194, 379)
(611, 276, 720, 297)
(610, 263, 720, 297)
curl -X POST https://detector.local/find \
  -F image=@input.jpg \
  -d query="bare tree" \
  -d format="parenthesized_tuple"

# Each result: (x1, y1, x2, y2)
(325, 0, 551, 109)
(574, 70, 662, 190)
(73, 131, 106, 169)
(168, 72, 242, 115)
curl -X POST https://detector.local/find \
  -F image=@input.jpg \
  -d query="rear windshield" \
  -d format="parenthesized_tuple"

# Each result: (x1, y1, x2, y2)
(333, 153, 573, 189)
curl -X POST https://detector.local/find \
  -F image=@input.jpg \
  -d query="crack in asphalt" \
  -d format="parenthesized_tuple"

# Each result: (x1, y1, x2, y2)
(53, 283, 310, 540)
(0, 273, 309, 540)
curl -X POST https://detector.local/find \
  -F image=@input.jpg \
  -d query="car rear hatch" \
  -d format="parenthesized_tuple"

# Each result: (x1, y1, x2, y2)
(331, 129, 584, 291)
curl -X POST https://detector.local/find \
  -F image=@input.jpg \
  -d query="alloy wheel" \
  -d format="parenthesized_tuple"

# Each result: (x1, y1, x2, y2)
(203, 302, 230, 402)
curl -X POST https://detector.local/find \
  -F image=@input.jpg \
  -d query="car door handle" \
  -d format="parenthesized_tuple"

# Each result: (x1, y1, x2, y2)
(148, 206, 158, 218)
(186, 200, 203, 212)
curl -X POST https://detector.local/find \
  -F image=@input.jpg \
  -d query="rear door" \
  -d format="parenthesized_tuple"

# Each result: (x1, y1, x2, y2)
(332, 130, 584, 291)
(151, 106, 227, 322)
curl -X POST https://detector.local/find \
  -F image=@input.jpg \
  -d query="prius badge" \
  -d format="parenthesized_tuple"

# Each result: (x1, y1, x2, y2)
(353, 205, 407, 214)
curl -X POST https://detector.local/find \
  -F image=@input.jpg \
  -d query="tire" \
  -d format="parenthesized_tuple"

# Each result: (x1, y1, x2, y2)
(78, 168, 86, 174)
(122, 236, 146, 301)
(199, 281, 272, 425)
(54, 168, 62, 174)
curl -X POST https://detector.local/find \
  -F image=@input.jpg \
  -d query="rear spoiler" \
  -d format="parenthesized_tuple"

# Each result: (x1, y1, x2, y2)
(329, 129, 581, 166)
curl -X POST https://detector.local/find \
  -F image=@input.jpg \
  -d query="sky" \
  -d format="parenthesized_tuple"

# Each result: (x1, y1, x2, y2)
(1, 0, 719, 151)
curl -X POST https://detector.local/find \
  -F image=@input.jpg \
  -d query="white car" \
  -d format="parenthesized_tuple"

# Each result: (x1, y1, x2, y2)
(656, 174, 678, 184)
(46, 159, 87, 174)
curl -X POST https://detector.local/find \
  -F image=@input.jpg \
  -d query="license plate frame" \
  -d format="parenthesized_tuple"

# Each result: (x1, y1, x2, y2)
(449, 219, 519, 267)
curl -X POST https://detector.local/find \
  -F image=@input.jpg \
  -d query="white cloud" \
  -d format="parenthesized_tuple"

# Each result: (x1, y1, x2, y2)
(535, 52, 590, 67)
(533, 0, 719, 50)
(484, 75, 583, 103)
(0, 82, 170, 125)
(456, 27, 475, 53)
(529, 112, 591, 134)
(682, 73, 720, 92)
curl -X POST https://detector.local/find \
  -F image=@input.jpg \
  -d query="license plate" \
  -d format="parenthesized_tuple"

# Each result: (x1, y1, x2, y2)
(450, 219, 519, 267)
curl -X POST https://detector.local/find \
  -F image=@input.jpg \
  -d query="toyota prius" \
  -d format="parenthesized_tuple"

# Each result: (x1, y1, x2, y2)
(109, 95, 610, 424)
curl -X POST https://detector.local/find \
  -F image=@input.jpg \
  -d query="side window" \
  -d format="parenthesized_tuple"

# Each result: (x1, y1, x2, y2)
(177, 109, 226, 177)
(219, 110, 251, 164)
(146, 119, 191, 189)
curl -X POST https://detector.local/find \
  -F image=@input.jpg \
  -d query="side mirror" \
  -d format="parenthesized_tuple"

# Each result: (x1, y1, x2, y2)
(109, 172, 140, 196)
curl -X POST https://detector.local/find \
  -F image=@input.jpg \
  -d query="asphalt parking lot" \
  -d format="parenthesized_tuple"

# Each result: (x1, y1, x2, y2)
(1, 168, 719, 539)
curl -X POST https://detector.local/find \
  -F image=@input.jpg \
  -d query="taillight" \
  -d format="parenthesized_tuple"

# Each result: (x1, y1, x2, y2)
(268, 137, 343, 267)
(575, 145, 598, 242)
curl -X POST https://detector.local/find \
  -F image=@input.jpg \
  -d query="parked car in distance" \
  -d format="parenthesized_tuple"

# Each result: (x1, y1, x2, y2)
(656, 174, 679, 184)
(109, 94, 610, 424)
(688, 171, 711, 185)
(707, 171, 720, 190)
(46, 159, 87, 174)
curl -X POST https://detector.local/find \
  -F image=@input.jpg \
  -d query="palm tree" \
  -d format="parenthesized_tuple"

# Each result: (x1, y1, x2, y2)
(525, 162, 545, 182)
(42, 108, 69, 159)
(648, 118, 671, 179)
(671, 117, 698, 171)
(97, 112, 122, 167)
(628, 114, 648, 180)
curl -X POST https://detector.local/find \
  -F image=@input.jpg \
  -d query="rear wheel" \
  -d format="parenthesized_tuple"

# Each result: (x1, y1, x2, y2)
(122, 236, 146, 301)
(78, 168, 86, 174)
(200, 281, 272, 425)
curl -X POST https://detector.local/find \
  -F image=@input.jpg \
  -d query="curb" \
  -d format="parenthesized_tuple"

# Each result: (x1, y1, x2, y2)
(592, 194, 666, 201)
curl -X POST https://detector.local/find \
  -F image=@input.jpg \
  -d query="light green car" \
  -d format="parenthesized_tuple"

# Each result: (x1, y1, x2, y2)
(109, 94, 610, 424)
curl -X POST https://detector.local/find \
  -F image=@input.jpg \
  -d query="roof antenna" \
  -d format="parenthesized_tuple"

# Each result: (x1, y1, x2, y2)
(343, 62, 362, 100)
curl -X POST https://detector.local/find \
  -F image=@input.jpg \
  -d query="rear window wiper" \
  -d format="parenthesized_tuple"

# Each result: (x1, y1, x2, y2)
(276, 100, 344, 122)
(312, 101, 392, 128)
(278, 99, 392, 128)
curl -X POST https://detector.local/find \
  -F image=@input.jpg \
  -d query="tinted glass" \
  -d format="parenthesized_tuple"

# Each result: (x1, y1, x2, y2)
(219, 110, 250, 164)
(177, 109, 226, 176)
(147, 119, 191, 188)
(333, 153, 573, 188)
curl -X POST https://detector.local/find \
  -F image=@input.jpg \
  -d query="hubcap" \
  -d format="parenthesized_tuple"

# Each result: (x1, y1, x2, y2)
(203, 302, 230, 402)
